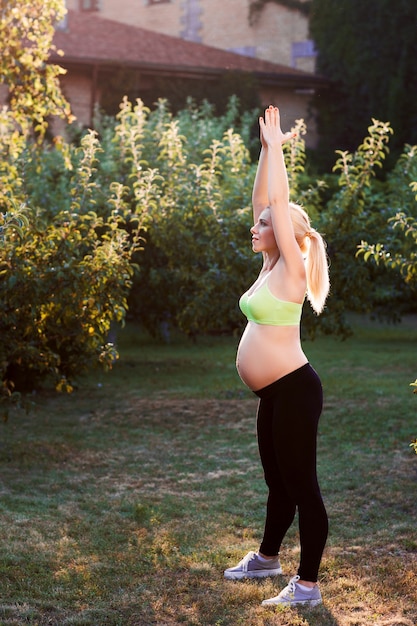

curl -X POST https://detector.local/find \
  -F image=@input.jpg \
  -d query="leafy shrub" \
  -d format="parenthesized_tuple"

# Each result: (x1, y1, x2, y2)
(2, 93, 417, 398)
(357, 144, 417, 291)
(0, 0, 72, 138)
(0, 130, 147, 394)
(122, 99, 259, 338)
(313, 120, 417, 335)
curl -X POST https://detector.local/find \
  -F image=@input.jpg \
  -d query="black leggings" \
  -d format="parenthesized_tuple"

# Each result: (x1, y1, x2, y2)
(255, 363, 328, 582)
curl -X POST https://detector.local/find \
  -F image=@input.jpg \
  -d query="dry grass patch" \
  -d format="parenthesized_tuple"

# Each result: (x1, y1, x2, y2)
(1, 321, 416, 625)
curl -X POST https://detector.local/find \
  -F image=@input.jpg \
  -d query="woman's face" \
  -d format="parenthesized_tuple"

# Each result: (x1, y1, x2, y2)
(250, 208, 277, 254)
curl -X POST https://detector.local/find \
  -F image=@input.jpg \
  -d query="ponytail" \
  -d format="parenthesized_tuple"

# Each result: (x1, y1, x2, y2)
(289, 203, 330, 315)
(305, 229, 330, 314)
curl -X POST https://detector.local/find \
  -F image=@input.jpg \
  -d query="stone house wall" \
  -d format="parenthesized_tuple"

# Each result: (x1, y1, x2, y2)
(66, 0, 316, 71)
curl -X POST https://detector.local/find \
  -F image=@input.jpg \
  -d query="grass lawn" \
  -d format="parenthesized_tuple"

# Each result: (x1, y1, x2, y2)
(0, 315, 416, 625)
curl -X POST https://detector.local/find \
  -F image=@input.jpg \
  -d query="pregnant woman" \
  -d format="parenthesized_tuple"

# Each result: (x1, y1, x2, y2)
(224, 105, 330, 607)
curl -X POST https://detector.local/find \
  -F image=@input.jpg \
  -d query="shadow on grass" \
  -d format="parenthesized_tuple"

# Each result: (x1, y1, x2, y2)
(1, 320, 417, 625)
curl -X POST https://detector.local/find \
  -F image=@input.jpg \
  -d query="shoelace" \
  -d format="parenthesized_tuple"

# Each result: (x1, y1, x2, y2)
(282, 575, 300, 598)
(240, 551, 257, 571)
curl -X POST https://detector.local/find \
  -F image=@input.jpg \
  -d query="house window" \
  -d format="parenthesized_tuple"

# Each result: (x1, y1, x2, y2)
(228, 46, 256, 58)
(291, 40, 317, 67)
(80, 0, 100, 11)
(56, 14, 68, 29)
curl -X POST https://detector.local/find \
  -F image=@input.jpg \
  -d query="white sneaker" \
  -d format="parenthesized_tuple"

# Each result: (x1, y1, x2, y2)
(262, 575, 322, 606)
(224, 551, 282, 580)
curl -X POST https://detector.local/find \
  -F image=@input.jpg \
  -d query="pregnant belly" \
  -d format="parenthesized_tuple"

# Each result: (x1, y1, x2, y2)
(236, 322, 307, 391)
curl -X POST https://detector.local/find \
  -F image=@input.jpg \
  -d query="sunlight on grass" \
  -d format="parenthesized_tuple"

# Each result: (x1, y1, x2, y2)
(0, 317, 416, 625)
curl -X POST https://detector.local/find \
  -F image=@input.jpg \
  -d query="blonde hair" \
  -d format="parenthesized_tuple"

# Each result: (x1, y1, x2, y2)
(289, 202, 330, 315)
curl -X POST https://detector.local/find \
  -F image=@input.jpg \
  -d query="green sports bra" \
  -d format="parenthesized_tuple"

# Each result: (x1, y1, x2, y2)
(239, 280, 303, 326)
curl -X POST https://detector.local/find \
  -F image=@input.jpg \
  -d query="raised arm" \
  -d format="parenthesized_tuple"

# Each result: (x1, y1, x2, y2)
(259, 106, 304, 273)
(252, 128, 269, 225)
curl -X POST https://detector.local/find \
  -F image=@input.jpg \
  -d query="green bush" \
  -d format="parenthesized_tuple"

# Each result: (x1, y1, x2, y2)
(0, 130, 147, 395)
(2, 94, 417, 398)
(312, 120, 417, 334)
(357, 144, 417, 290)
(121, 98, 259, 337)
(0, 0, 72, 139)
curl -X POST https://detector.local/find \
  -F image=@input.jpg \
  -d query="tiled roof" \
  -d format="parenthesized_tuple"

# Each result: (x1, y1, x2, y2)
(51, 10, 325, 86)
